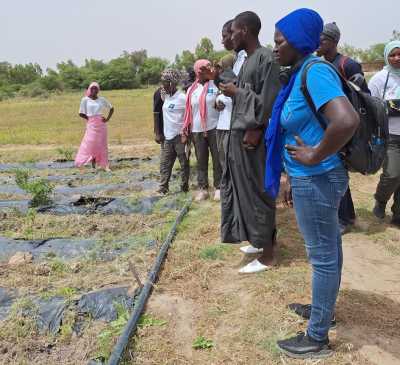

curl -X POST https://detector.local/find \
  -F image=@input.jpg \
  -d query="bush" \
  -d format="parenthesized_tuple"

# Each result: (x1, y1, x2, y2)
(15, 169, 54, 207)
(19, 82, 49, 98)
(56, 147, 74, 161)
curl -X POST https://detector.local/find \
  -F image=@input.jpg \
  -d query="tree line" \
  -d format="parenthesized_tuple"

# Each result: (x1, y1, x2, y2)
(0, 31, 399, 101)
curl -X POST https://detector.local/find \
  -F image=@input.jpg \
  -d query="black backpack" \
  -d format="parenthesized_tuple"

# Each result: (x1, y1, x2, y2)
(301, 59, 389, 175)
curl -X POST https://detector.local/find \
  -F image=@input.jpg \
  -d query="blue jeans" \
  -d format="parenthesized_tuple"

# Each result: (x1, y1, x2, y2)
(290, 166, 348, 341)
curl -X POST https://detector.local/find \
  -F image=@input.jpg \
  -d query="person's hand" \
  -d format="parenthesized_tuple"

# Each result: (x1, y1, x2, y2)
(242, 129, 263, 150)
(181, 134, 188, 144)
(155, 134, 164, 144)
(219, 82, 238, 97)
(199, 65, 216, 81)
(215, 100, 226, 111)
(281, 175, 293, 208)
(285, 136, 320, 165)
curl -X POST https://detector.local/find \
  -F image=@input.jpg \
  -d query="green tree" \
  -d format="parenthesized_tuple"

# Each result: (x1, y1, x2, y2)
(338, 43, 364, 61)
(360, 43, 385, 62)
(57, 60, 84, 89)
(9, 63, 42, 85)
(139, 57, 169, 85)
(122, 50, 148, 73)
(98, 57, 140, 90)
(195, 38, 215, 61)
(40, 68, 63, 91)
(174, 50, 196, 70)
(81, 59, 107, 87)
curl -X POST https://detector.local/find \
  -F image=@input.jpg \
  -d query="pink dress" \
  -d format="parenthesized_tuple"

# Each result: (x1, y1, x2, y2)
(75, 96, 112, 168)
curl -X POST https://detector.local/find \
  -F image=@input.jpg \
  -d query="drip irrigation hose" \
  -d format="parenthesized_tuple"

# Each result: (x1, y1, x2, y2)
(107, 199, 192, 365)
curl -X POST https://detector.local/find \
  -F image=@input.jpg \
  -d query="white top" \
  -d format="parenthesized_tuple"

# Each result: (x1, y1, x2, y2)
(79, 96, 113, 117)
(216, 51, 247, 131)
(369, 69, 400, 135)
(216, 94, 233, 130)
(162, 90, 186, 140)
(233, 50, 247, 76)
(189, 80, 219, 133)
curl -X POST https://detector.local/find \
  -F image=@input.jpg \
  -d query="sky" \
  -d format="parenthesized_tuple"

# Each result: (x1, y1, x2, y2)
(1, 0, 398, 70)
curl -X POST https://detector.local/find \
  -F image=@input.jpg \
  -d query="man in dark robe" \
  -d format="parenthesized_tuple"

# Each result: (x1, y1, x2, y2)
(219, 11, 281, 274)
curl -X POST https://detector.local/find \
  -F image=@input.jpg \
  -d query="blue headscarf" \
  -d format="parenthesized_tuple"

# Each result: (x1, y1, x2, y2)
(264, 9, 323, 198)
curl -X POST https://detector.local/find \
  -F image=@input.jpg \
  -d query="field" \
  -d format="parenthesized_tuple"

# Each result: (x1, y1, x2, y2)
(0, 91, 399, 365)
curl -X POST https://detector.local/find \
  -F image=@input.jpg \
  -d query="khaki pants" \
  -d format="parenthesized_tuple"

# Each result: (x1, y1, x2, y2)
(159, 135, 190, 192)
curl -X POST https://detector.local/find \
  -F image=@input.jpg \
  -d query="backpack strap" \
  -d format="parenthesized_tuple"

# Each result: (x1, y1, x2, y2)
(300, 59, 348, 131)
(382, 71, 390, 100)
(338, 55, 349, 79)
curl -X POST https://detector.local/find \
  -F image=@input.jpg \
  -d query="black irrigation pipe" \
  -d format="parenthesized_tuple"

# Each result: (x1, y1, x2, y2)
(107, 199, 192, 365)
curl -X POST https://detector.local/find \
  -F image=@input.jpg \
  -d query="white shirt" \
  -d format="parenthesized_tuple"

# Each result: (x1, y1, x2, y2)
(233, 50, 247, 76)
(369, 69, 400, 135)
(189, 80, 219, 133)
(162, 91, 186, 140)
(216, 51, 247, 131)
(216, 94, 232, 130)
(79, 96, 112, 117)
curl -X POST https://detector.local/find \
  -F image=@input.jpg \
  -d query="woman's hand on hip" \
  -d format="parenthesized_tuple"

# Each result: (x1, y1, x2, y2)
(285, 136, 320, 165)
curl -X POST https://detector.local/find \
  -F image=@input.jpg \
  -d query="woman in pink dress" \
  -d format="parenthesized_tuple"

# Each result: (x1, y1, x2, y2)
(75, 82, 114, 171)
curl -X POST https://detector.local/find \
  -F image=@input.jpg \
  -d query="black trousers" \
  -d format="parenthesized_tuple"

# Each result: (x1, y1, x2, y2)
(338, 187, 356, 226)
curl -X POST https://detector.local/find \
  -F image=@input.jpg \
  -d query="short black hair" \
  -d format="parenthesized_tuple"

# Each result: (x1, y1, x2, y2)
(234, 11, 261, 37)
(223, 19, 234, 31)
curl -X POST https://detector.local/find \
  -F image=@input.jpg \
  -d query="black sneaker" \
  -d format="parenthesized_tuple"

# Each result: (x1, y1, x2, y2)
(373, 200, 386, 219)
(277, 331, 333, 359)
(288, 303, 336, 329)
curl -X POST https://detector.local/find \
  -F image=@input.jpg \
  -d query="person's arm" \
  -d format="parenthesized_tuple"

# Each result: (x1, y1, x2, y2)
(153, 89, 165, 144)
(104, 107, 114, 122)
(79, 98, 88, 120)
(220, 52, 281, 146)
(286, 64, 360, 165)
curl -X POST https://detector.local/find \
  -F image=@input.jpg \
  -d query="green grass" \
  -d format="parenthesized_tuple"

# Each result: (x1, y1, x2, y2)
(192, 336, 214, 350)
(199, 244, 233, 260)
(0, 89, 154, 145)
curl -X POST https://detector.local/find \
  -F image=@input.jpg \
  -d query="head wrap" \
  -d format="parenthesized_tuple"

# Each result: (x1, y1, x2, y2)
(265, 8, 324, 198)
(182, 59, 211, 134)
(160, 68, 182, 100)
(161, 68, 183, 84)
(384, 41, 400, 77)
(322, 22, 341, 43)
(85, 82, 100, 97)
(275, 8, 323, 56)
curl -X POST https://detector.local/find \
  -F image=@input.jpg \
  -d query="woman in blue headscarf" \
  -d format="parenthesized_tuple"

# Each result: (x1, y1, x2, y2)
(265, 9, 359, 359)
(369, 41, 400, 225)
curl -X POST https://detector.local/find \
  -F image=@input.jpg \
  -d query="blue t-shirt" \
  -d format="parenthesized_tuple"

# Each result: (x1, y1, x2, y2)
(281, 56, 345, 177)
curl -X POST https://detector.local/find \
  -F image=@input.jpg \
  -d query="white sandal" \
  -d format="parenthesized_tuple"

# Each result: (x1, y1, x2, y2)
(240, 245, 264, 254)
(239, 259, 272, 274)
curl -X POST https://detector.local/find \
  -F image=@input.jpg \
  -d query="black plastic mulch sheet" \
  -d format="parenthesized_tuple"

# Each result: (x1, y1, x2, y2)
(77, 287, 134, 322)
(0, 236, 96, 262)
(0, 287, 17, 320)
(0, 194, 166, 216)
(0, 287, 135, 335)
